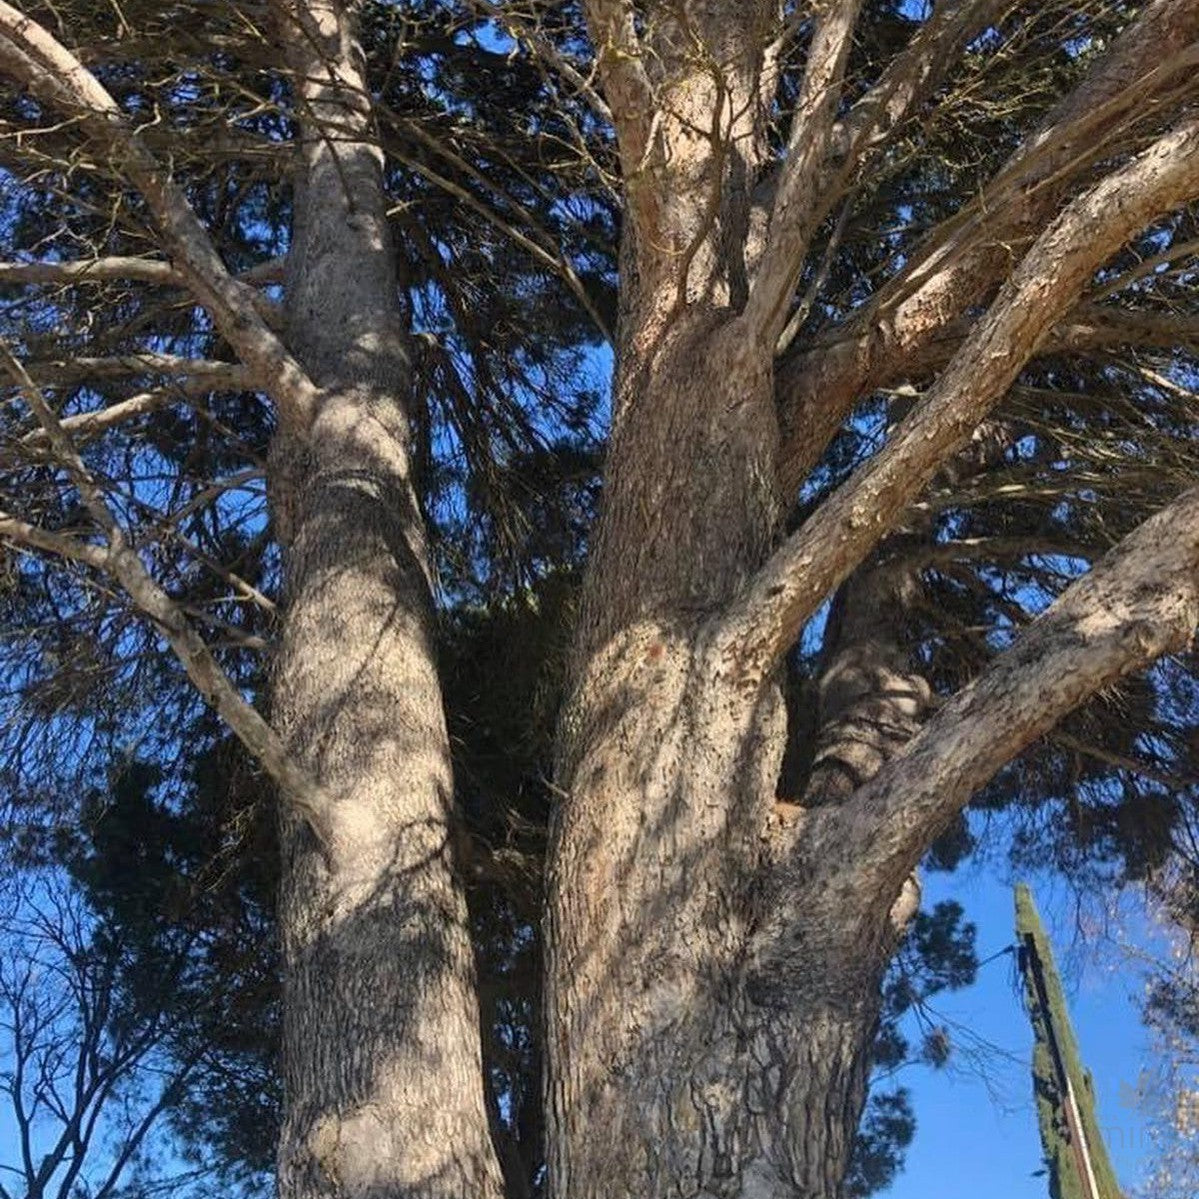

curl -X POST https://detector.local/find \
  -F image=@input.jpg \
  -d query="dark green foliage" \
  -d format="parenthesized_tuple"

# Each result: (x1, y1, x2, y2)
(846, 1089, 917, 1199)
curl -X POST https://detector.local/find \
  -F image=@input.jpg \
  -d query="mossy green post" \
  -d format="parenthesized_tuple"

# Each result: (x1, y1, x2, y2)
(1015, 885, 1123, 1199)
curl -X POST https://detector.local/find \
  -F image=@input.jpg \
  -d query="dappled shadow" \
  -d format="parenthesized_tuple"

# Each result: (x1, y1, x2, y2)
(270, 404, 504, 1198)
(544, 616, 888, 1198)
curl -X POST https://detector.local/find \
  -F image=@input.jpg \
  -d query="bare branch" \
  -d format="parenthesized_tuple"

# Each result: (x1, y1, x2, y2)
(0, 3, 320, 430)
(745, 0, 863, 343)
(0, 514, 111, 571)
(6, 355, 250, 388)
(722, 114, 1199, 680)
(0, 255, 285, 289)
(0, 349, 332, 849)
(11, 373, 251, 454)
(754, 0, 1010, 346)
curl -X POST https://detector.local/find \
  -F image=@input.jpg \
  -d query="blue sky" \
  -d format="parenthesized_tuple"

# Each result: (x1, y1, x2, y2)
(888, 865, 1158, 1198)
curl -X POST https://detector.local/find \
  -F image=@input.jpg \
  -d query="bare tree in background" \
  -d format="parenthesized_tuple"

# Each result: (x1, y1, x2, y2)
(0, 879, 202, 1199)
(1, 2, 1199, 1197)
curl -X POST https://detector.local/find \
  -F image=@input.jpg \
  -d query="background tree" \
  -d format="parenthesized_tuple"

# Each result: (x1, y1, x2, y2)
(0, 862, 224, 1199)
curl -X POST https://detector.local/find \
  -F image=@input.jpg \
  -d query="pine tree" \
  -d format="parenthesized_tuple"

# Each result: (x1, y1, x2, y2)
(4, 3, 1199, 1195)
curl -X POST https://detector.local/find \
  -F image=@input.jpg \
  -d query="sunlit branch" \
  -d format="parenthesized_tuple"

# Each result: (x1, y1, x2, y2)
(0, 2, 321, 430)
(723, 114, 1199, 680)
(0, 346, 332, 848)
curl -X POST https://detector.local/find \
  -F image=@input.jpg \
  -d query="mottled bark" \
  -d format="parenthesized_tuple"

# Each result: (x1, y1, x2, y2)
(547, 5, 1199, 1198)
(545, 15, 889, 1184)
(268, 4, 502, 1197)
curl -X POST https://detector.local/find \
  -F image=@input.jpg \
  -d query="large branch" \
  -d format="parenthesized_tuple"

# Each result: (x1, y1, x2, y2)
(579, 0, 654, 183)
(815, 483, 1199, 898)
(720, 113, 1199, 681)
(0, 4, 319, 430)
(1049, 304, 1199, 358)
(859, 302, 1199, 384)
(775, 0, 1199, 492)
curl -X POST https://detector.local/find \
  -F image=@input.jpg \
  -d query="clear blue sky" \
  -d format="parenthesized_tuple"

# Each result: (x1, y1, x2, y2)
(887, 865, 1157, 1198)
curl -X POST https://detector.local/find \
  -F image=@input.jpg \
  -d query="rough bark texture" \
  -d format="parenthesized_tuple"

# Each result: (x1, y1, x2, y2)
(546, 302, 805, 1197)
(546, 14, 888, 1195)
(5, 5, 1199, 1199)
(268, 5, 503, 1197)
(546, 5, 1199, 1198)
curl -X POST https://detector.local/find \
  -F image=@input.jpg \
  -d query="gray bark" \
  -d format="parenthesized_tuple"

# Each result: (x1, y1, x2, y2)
(4, 6, 1198, 1199)
(268, 4, 503, 1197)
(546, 288, 881, 1195)
(546, 6, 1199, 1198)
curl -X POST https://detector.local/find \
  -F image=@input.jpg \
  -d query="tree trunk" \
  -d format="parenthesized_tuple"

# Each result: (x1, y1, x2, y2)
(545, 289, 898, 1196)
(268, 4, 503, 1197)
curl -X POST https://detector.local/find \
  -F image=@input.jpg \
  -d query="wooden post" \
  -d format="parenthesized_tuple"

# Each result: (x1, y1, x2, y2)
(1015, 884, 1124, 1199)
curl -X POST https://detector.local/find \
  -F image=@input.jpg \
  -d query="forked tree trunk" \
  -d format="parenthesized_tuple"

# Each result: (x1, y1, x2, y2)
(540, 4, 902, 1187)
(546, 296, 898, 1197)
(5, 3, 1199, 1199)
(542, 1, 906, 1186)
(544, 2, 1199, 1190)
(268, 4, 503, 1197)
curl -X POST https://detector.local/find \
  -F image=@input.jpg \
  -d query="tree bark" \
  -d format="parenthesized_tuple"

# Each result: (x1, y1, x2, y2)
(546, 6, 1199, 1198)
(7, 5, 1198, 1198)
(543, 122, 891, 1190)
(267, 5, 503, 1197)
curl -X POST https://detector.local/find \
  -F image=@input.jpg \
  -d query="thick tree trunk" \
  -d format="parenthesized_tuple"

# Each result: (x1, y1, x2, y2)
(6, 5, 1199, 1199)
(268, 5, 503, 1197)
(545, 7, 904, 1189)
(546, 295, 896, 1196)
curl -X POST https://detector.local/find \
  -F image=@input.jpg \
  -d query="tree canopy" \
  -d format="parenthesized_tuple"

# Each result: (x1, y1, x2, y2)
(1, 2, 1198, 1197)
